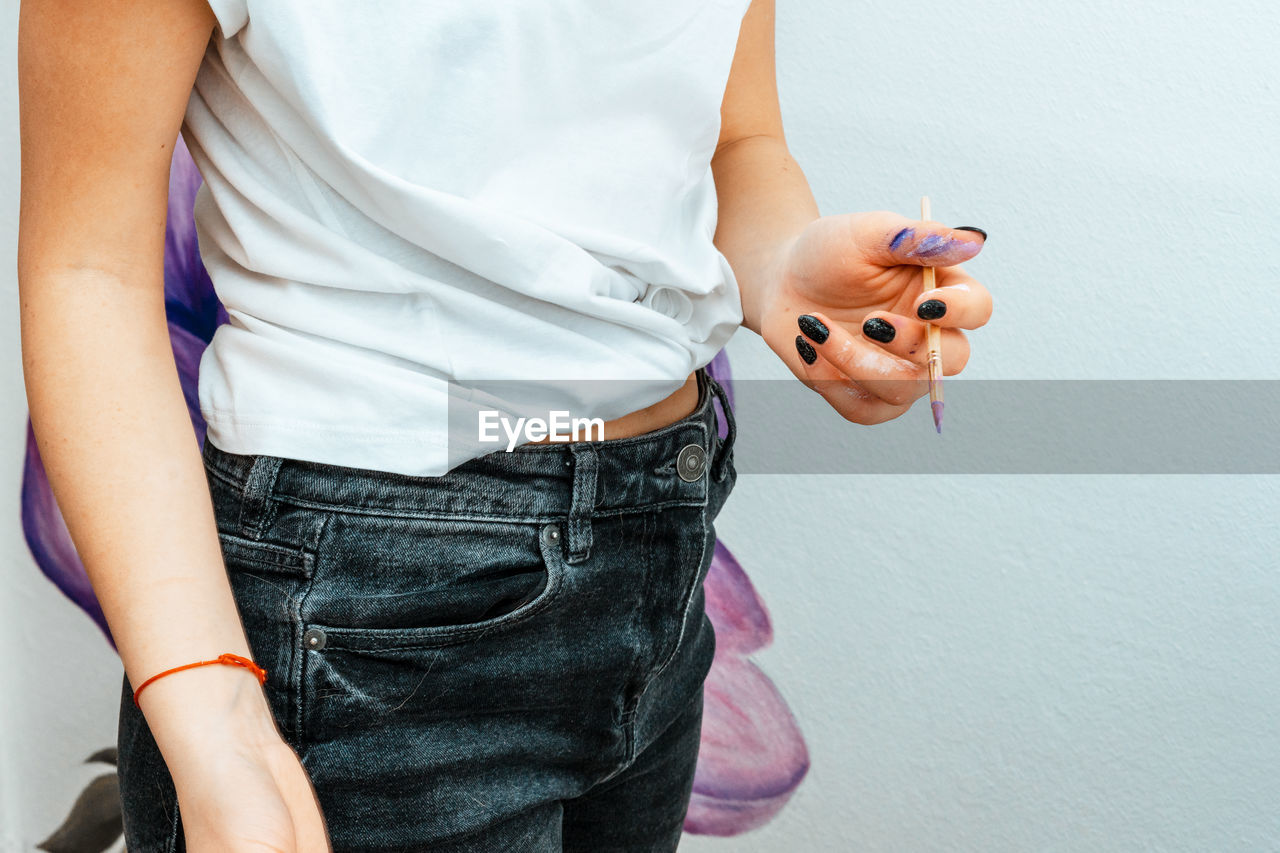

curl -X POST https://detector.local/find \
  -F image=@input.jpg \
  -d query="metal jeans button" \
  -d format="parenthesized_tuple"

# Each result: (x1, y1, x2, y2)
(303, 627, 326, 650)
(676, 443, 707, 482)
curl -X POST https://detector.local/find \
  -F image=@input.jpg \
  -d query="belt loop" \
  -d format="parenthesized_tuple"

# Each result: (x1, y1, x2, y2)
(239, 455, 284, 539)
(706, 374, 736, 483)
(565, 443, 598, 563)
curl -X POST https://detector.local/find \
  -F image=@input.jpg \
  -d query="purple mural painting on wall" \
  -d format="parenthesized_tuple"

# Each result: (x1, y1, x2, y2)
(23, 136, 809, 848)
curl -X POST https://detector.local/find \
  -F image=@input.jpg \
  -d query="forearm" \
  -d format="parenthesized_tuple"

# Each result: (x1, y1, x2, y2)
(20, 268, 279, 767)
(711, 135, 820, 335)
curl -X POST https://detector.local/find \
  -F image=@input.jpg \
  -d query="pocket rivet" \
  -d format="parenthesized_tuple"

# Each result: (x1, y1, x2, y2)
(543, 523, 560, 542)
(303, 627, 326, 650)
(676, 443, 707, 482)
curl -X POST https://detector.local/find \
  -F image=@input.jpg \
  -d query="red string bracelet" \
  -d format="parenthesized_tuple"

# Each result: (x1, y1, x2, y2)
(133, 652, 268, 708)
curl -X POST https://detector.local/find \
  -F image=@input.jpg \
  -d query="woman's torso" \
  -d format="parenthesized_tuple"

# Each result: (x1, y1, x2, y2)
(184, 0, 750, 476)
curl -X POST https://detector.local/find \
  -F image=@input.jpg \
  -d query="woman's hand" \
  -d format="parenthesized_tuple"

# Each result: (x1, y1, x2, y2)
(166, 705, 332, 852)
(759, 211, 994, 425)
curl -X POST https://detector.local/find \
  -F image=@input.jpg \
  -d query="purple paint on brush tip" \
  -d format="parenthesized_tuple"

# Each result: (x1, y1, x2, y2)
(932, 401, 944, 434)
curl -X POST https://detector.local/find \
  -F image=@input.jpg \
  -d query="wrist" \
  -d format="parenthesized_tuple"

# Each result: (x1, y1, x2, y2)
(139, 659, 282, 757)
(740, 233, 798, 336)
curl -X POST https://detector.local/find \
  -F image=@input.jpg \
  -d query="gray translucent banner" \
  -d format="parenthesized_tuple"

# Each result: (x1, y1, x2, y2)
(445, 379, 1280, 474)
(727, 379, 1279, 474)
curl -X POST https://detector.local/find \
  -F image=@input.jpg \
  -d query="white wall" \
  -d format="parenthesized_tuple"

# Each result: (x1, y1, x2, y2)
(684, 0, 1280, 849)
(4, 0, 1277, 850)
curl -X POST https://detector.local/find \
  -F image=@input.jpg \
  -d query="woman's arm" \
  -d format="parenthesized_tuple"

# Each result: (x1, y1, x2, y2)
(17, 0, 281, 772)
(711, 0, 819, 337)
(712, 0, 992, 425)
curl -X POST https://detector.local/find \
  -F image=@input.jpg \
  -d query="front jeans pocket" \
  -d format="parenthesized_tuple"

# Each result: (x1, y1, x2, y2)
(301, 515, 566, 651)
(296, 516, 580, 757)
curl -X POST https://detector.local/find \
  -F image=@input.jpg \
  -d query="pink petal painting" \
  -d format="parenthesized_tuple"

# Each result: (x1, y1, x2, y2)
(19, 137, 809, 837)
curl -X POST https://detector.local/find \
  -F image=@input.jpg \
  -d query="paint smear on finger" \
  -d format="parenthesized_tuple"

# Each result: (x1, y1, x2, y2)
(889, 228, 983, 265)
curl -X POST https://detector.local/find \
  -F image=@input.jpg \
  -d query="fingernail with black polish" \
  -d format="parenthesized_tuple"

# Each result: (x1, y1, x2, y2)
(862, 317, 896, 343)
(795, 335, 817, 365)
(917, 299, 947, 321)
(954, 226, 987, 240)
(797, 314, 828, 344)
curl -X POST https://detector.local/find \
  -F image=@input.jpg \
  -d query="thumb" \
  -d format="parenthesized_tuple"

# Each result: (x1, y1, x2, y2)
(849, 211, 987, 268)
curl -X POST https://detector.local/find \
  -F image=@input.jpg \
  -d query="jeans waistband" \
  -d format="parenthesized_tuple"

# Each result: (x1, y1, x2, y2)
(202, 367, 736, 559)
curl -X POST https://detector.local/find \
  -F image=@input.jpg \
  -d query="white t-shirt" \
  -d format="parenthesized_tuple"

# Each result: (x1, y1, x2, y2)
(183, 1, 749, 475)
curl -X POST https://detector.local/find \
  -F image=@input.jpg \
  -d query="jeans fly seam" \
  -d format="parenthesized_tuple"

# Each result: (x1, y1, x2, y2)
(638, 423, 709, 681)
(624, 511, 659, 760)
(629, 481, 711, 725)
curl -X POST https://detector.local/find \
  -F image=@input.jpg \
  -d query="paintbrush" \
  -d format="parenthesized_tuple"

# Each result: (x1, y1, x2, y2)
(920, 195, 944, 434)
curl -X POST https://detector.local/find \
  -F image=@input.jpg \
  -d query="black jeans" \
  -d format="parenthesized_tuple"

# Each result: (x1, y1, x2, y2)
(117, 367, 737, 852)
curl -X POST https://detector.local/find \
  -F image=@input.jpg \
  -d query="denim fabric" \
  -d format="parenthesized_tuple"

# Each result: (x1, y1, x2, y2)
(117, 367, 737, 852)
